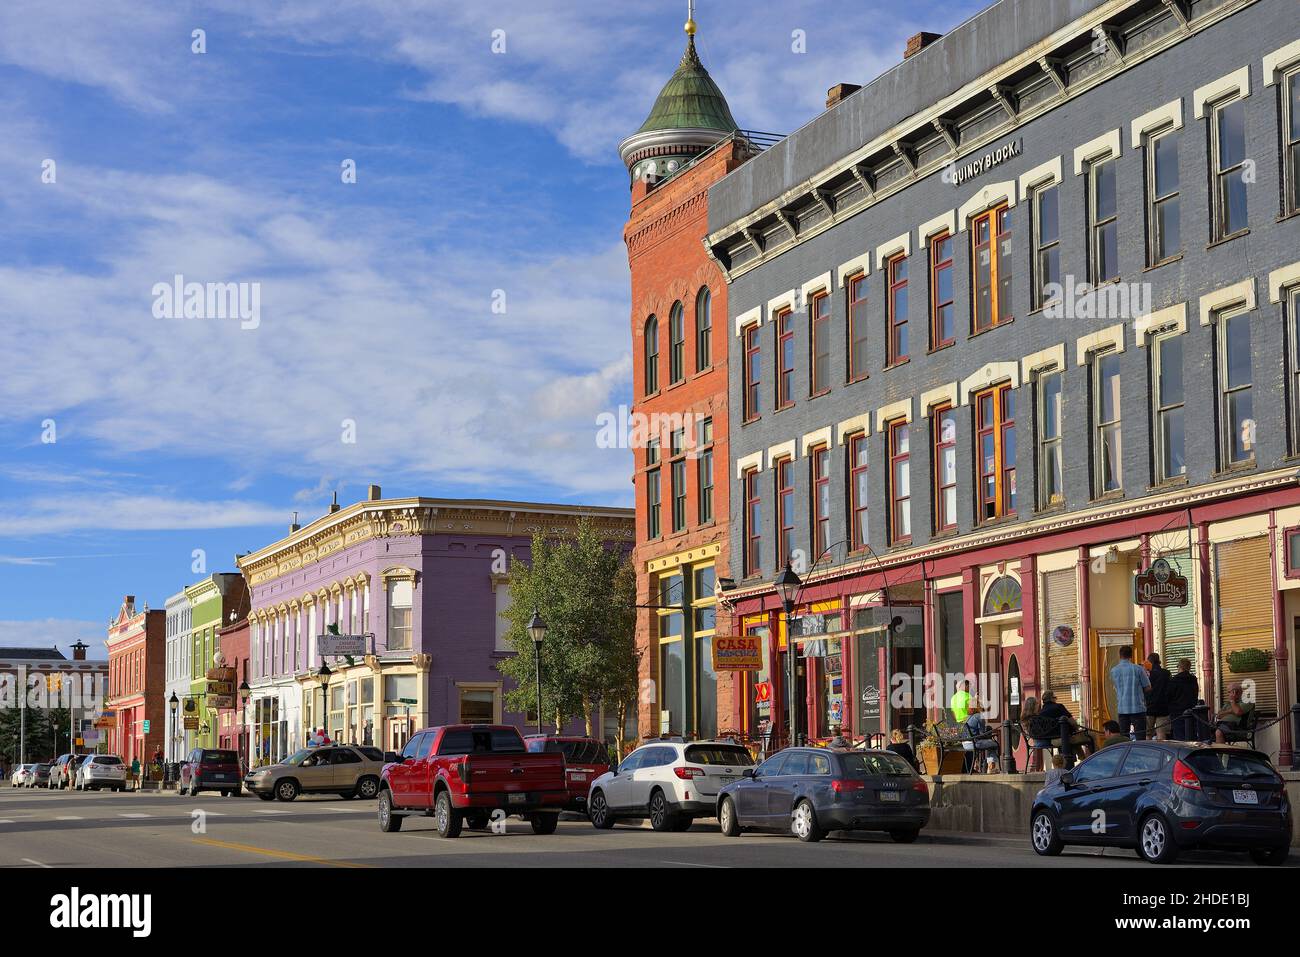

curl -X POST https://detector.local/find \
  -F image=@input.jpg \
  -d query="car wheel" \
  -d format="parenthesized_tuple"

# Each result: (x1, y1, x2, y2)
(530, 813, 559, 835)
(589, 790, 614, 830)
(355, 776, 379, 800)
(1250, 846, 1289, 866)
(1030, 810, 1064, 856)
(377, 790, 403, 833)
(435, 791, 461, 839)
(791, 800, 824, 843)
(672, 816, 693, 832)
(465, 812, 490, 831)
(1137, 813, 1179, 864)
(719, 797, 741, 837)
(275, 779, 299, 802)
(256, 792, 275, 801)
(648, 790, 678, 832)
(890, 829, 920, 844)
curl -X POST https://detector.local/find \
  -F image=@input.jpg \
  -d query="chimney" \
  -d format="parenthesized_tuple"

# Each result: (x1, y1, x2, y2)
(825, 83, 861, 109)
(71, 640, 88, 661)
(367, 484, 382, 501)
(328, 491, 340, 513)
(289, 510, 301, 533)
(905, 32, 942, 59)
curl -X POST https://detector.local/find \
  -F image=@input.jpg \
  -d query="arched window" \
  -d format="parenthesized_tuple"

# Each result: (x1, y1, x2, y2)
(695, 287, 712, 371)
(644, 316, 659, 395)
(983, 575, 1022, 615)
(669, 302, 685, 385)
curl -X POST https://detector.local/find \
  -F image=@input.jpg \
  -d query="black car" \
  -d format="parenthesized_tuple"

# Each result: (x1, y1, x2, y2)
(716, 747, 930, 843)
(1030, 741, 1291, 865)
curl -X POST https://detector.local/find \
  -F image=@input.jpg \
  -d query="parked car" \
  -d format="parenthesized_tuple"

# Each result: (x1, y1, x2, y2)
(10, 764, 35, 787)
(1030, 741, 1292, 865)
(28, 763, 51, 787)
(75, 754, 127, 792)
(244, 745, 385, 802)
(178, 748, 243, 797)
(47, 754, 90, 790)
(715, 747, 929, 843)
(377, 724, 568, 837)
(525, 735, 611, 812)
(587, 739, 757, 831)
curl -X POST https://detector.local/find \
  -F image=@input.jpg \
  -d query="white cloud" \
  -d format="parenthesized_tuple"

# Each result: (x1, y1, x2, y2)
(0, 619, 107, 659)
(0, 494, 291, 536)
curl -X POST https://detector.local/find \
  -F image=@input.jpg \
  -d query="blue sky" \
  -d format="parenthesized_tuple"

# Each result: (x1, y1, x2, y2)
(0, 0, 987, 653)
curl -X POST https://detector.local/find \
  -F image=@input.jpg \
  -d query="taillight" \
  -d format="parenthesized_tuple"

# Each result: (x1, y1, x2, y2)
(912, 778, 929, 797)
(830, 779, 866, 792)
(455, 759, 469, 784)
(1173, 758, 1201, 790)
(674, 766, 704, 779)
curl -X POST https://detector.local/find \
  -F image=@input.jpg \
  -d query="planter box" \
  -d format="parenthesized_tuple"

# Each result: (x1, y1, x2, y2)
(918, 741, 967, 776)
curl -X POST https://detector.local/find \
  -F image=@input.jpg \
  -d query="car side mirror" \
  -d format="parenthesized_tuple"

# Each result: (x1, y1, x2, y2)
(742, 768, 756, 778)
(1059, 772, 1074, 788)
(383, 751, 400, 765)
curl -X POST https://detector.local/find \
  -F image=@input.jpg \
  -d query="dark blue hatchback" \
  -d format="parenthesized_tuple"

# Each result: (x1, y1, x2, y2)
(716, 747, 930, 843)
(1030, 742, 1292, 865)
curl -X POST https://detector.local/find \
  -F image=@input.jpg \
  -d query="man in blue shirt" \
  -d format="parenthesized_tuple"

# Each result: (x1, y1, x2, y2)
(1110, 645, 1151, 740)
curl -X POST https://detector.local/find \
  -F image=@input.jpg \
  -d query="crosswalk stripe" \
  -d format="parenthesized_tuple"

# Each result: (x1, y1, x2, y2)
(55, 815, 83, 820)
(120, 813, 151, 818)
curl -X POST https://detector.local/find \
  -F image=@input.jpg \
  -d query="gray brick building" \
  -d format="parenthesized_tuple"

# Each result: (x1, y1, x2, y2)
(700, 0, 1300, 763)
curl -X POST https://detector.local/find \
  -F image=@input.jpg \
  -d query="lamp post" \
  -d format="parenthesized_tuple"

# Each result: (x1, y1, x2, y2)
(775, 563, 802, 748)
(238, 681, 250, 770)
(528, 610, 547, 736)
(168, 692, 179, 762)
(317, 663, 333, 744)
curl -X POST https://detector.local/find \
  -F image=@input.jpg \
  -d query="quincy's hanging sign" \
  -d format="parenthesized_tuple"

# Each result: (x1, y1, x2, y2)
(942, 138, 1023, 188)
(1133, 558, 1189, 608)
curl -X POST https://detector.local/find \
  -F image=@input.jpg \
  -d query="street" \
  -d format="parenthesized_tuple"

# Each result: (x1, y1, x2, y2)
(1, 787, 1290, 868)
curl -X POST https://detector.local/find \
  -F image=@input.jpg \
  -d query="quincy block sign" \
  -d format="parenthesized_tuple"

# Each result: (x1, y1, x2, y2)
(1133, 558, 1189, 608)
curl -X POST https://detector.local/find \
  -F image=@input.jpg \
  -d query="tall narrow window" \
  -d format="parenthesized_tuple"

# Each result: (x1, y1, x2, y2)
(975, 384, 1016, 521)
(811, 446, 830, 556)
(744, 468, 761, 577)
(1153, 334, 1186, 482)
(670, 428, 687, 532)
(1037, 369, 1064, 507)
(848, 433, 869, 550)
(1032, 184, 1061, 309)
(1094, 351, 1123, 495)
(887, 420, 911, 545)
(646, 439, 661, 540)
(847, 274, 869, 382)
(743, 323, 761, 422)
(1219, 310, 1255, 467)
(668, 302, 685, 385)
(1146, 129, 1181, 264)
(810, 292, 830, 395)
(1211, 97, 1249, 239)
(933, 405, 958, 533)
(886, 254, 909, 365)
(776, 457, 794, 566)
(696, 416, 714, 524)
(695, 287, 712, 371)
(930, 233, 955, 349)
(776, 309, 795, 409)
(1291, 288, 1300, 455)
(1286, 70, 1300, 217)
(972, 204, 1012, 331)
(387, 581, 413, 651)
(1088, 158, 1119, 283)
(643, 316, 659, 395)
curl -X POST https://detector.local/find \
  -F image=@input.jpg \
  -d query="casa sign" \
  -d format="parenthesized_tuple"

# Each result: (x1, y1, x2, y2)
(1133, 558, 1189, 608)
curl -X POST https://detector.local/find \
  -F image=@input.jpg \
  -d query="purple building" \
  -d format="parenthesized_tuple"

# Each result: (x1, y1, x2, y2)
(235, 486, 633, 762)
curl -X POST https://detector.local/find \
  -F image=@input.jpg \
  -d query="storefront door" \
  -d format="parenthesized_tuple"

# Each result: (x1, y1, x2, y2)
(1088, 626, 1143, 731)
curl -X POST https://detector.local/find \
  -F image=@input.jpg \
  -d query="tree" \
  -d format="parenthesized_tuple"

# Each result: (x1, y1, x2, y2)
(497, 520, 638, 751)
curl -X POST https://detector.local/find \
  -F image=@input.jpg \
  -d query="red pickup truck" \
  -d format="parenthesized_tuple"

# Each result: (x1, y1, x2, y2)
(377, 725, 568, 838)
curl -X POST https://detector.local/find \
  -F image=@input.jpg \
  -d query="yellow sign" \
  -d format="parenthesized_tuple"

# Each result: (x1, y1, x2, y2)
(711, 634, 763, 671)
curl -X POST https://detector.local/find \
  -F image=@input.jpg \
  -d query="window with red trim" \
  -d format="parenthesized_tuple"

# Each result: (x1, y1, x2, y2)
(887, 255, 909, 365)
(810, 292, 830, 396)
(975, 383, 1016, 522)
(744, 468, 761, 577)
(776, 457, 794, 566)
(848, 433, 869, 551)
(933, 404, 958, 533)
(811, 446, 830, 557)
(888, 420, 911, 545)
(743, 323, 761, 421)
(847, 275, 868, 382)
(972, 204, 1012, 332)
(776, 309, 795, 409)
(930, 232, 955, 349)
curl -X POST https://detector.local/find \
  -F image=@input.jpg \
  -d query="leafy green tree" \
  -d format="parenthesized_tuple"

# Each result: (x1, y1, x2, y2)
(497, 520, 638, 750)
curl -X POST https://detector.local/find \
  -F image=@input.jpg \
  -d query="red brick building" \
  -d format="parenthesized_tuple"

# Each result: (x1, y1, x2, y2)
(104, 596, 165, 765)
(620, 18, 769, 742)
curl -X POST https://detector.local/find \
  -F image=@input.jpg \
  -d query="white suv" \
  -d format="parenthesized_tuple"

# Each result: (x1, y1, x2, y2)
(76, 755, 127, 792)
(587, 739, 756, 831)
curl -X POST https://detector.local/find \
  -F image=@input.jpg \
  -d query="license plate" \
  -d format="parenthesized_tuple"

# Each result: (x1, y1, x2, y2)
(1233, 789, 1259, 805)
(716, 776, 736, 785)
(570, 773, 587, 782)
(878, 791, 901, 802)
(508, 793, 527, 804)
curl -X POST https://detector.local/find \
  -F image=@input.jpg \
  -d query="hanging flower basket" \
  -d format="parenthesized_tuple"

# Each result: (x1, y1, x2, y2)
(1226, 647, 1272, 675)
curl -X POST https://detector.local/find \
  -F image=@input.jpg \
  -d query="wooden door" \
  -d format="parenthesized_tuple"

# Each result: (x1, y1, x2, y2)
(1088, 626, 1144, 731)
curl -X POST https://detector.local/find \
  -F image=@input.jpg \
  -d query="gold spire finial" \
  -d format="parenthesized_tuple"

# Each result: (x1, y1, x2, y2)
(685, 0, 696, 35)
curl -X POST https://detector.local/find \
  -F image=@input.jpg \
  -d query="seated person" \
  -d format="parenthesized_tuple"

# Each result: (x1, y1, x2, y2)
(1214, 683, 1255, 743)
(1100, 720, 1128, 749)
(1036, 691, 1095, 759)
(886, 729, 918, 771)
(826, 725, 852, 750)
(1043, 753, 1068, 789)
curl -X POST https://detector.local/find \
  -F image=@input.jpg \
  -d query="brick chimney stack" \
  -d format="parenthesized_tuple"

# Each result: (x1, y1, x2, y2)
(905, 32, 942, 59)
(825, 83, 862, 109)
(367, 484, 382, 501)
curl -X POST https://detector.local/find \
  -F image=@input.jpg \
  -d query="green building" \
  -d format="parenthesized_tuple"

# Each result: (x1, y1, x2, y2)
(184, 574, 247, 751)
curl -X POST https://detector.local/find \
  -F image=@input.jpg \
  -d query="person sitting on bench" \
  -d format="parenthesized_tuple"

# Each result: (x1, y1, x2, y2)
(1214, 683, 1255, 743)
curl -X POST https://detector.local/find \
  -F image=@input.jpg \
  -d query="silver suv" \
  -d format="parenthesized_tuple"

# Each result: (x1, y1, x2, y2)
(244, 745, 385, 802)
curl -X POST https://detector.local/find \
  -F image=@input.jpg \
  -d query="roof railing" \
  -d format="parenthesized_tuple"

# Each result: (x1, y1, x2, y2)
(652, 128, 785, 188)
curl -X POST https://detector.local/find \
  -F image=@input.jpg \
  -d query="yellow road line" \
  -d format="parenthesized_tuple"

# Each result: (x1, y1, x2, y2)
(192, 837, 372, 868)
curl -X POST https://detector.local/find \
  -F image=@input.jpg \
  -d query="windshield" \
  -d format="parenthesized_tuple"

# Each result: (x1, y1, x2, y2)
(282, 749, 316, 767)
(840, 752, 915, 777)
(684, 745, 756, 766)
(93, 756, 122, 765)
(201, 751, 238, 765)
(438, 729, 525, 755)
(1186, 750, 1278, 779)
(533, 739, 608, 764)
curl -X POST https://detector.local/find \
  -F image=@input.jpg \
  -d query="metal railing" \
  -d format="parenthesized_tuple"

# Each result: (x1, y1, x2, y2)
(651, 129, 784, 189)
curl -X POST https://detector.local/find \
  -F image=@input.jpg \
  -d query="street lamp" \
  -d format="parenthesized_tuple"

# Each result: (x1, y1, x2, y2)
(528, 609, 547, 736)
(775, 563, 802, 748)
(168, 692, 179, 762)
(238, 681, 250, 769)
(317, 663, 333, 743)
